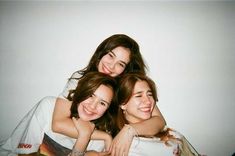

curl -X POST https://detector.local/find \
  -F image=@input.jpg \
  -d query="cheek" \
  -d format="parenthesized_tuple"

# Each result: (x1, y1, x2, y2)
(97, 107, 108, 116)
(150, 100, 155, 111)
(117, 67, 125, 74)
(100, 55, 109, 63)
(77, 104, 82, 114)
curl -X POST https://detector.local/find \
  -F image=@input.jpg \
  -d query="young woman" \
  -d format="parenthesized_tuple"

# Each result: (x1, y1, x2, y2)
(0, 72, 116, 156)
(40, 72, 117, 156)
(113, 72, 200, 156)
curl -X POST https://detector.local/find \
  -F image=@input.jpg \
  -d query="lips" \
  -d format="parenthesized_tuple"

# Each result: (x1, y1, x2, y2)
(83, 106, 95, 116)
(139, 107, 151, 113)
(102, 64, 112, 75)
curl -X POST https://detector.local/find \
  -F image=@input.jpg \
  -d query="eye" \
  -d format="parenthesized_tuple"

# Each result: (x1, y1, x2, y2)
(147, 92, 153, 97)
(134, 94, 142, 98)
(108, 52, 114, 58)
(89, 94, 95, 98)
(118, 63, 126, 68)
(100, 101, 108, 107)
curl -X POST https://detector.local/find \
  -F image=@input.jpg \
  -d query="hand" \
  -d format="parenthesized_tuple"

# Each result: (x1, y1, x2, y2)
(72, 117, 95, 138)
(104, 133, 112, 152)
(110, 125, 135, 156)
(85, 150, 110, 156)
(91, 130, 113, 152)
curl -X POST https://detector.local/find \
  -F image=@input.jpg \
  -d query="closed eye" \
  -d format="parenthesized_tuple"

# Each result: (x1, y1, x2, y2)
(118, 62, 126, 68)
(134, 93, 142, 98)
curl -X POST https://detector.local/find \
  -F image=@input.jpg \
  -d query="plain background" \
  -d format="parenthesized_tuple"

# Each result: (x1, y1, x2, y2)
(0, 1, 234, 156)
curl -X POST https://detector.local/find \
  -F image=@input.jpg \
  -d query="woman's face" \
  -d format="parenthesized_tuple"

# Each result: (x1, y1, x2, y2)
(98, 46, 130, 77)
(77, 84, 113, 121)
(121, 80, 155, 123)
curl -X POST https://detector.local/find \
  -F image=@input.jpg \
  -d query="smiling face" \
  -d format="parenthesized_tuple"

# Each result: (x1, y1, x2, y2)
(121, 80, 155, 124)
(98, 46, 130, 77)
(77, 84, 114, 121)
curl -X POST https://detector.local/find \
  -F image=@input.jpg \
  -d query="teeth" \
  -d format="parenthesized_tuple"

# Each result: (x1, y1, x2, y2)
(140, 108, 151, 112)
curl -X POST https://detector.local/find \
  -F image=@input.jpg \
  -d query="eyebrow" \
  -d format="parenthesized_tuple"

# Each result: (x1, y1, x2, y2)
(133, 90, 152, 95)
(109, 51, 128, 66)
(93, 93, 110, 105)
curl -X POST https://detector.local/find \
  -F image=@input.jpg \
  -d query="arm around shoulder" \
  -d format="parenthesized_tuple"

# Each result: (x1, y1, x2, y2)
(51, 97, 78, 138)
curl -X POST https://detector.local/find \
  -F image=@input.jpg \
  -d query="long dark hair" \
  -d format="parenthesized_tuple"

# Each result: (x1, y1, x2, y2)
(72, 34, 147, 79)
(68, 72, 117, 135)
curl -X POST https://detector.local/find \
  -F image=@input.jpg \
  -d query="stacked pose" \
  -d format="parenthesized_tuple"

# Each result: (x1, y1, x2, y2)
(52, 34, 166, 155)
(80, 72, 200, 156)
(0, 34, 166, 155)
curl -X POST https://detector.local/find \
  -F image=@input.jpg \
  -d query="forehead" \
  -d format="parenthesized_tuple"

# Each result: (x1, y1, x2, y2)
(133, 80, 151, 92)
(111, 46, 130, 63)
(94, 84, 114, 102)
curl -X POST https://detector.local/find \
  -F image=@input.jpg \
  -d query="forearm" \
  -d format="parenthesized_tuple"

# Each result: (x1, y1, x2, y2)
(91, 130, 112, 152)
(91, 130, 111, 140)
(52, 98, 78, 138)
(74, 135, 91, 152)
(52, 117, 78, 138)
(130, 116, 166, 136)
(129, 104, 167, 136)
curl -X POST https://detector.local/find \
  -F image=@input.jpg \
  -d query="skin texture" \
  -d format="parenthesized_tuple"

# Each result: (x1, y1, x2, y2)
(97, 47, 130, 77)
(77, 84, 113, 121)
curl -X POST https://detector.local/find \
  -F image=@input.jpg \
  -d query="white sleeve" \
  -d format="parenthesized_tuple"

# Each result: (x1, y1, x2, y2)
(58, 72, 81, 99)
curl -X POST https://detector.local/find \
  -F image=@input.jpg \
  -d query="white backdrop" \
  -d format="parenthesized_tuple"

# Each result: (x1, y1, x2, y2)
(0, 1, 235, 156)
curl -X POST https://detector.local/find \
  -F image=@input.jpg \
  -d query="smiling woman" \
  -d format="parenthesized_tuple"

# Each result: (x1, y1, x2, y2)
(113, 72, 200, 156)
(0, 72, 117, 156)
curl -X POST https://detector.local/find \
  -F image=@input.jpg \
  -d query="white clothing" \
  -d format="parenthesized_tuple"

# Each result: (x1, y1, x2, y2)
(58, 72, 81, 99)
(0, 96, 104, 156)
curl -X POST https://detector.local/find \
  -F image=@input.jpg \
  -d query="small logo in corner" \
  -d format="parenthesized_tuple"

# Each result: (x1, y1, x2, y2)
(18, 143, 32, 148)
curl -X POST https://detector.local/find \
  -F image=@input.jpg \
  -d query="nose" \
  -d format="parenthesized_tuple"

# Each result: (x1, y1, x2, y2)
(90, 98, 99, 109)
(108, 61, 115, 70)
(143, 95, 152, 105)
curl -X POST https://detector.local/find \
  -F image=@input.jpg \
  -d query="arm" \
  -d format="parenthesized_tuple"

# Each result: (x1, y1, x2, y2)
(130, 105, 166, 136)
(69, 117, 95, 156)
(111, 105, 166, 156)
(52, 72, 81, 137)
(91, 130, 113, 152)
(52, 98, 113, 141)
(51, 98, 79, 138)
(70, 118, 111, 156)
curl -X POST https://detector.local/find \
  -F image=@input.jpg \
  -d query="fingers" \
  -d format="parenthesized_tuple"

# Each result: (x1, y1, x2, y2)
(111, 143, 125, 156)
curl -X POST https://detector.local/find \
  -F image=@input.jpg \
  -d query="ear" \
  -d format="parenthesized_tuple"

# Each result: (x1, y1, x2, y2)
(120, 103, 127, 110)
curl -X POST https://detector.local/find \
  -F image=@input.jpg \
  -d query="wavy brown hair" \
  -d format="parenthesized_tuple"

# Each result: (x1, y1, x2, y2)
(116, 72, 179, 145)
(115, 72, 158, 131)
(67, 72, 117, 135)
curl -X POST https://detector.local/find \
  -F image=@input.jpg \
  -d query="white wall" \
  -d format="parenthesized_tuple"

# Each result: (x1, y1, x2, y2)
(0, 1, 234, 156)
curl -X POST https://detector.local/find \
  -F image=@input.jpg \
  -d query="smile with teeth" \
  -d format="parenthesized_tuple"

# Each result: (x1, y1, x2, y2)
(139, 107, 151, 112)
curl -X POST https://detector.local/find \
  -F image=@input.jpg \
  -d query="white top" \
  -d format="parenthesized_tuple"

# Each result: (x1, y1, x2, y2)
(59, 72, 82, 99)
